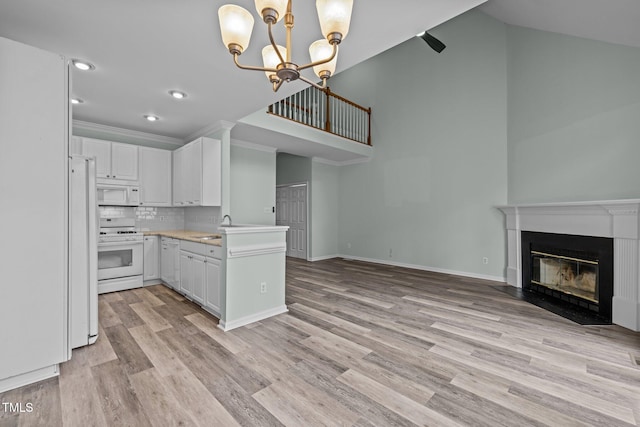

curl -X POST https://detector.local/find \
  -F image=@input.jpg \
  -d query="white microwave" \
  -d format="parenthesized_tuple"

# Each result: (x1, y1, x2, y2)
(97, 184, 139, 206)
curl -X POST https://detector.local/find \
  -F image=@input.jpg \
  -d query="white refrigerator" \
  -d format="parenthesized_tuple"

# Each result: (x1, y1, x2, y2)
(69, 155, 99, 348)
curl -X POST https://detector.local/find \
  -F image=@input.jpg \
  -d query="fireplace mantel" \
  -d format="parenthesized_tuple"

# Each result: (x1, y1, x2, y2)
(498, 200, 640, 331)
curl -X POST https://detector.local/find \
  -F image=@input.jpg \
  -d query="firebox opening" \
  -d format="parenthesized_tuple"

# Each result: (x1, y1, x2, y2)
(521, 231, 613, 325)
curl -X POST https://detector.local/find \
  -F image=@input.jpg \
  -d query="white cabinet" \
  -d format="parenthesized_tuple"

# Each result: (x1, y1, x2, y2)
(172, 147, 184, 205)
(143, 236, 160, 281)
(183, 141, 202, 205)
(172, 137, 221, 206)
(139, 147, 172, 206)
(81, 137, 138, 181)
(160, 237, 180, 290)
(158, 237, 222, 316)
(204, 257, 221, 315)
(111, 143, 138, 181)
(180, 250, 206, 305)
(82, 138, 111, 178)
(192, 255, 206, 305)
(179, 251, 193, 298)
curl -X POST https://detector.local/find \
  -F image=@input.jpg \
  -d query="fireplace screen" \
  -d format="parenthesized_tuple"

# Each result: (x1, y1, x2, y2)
(531, 251, 598, 303)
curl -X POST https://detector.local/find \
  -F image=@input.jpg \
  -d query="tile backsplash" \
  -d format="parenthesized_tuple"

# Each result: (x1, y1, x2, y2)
(184, 206, 221, 233)
(99, 206, 185, 231)
(135, 207, 185, 231)
(98, 205, 220, 232)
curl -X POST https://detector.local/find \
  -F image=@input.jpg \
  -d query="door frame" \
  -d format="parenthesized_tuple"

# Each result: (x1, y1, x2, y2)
(276, 181, 310, 261)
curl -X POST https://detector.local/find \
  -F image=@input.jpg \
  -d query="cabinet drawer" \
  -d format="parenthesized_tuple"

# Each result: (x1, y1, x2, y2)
(180, 240, 206, 255)
(205, 245, 222, 259)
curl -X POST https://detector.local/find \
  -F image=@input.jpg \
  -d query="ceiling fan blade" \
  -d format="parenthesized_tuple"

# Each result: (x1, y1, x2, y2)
(420, 31, 446, 53)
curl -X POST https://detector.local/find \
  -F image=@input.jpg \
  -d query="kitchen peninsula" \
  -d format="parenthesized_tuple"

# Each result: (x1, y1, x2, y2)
(145, 224, 289, 331)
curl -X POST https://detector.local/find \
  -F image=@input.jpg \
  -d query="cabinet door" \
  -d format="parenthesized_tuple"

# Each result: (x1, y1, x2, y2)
(111, 143, 138, 180)
(143, 236, 159, 281)
(183, 141, 201, 205)
(160, 242, 173, 286)
(204, 257, 221, 314)
(201, 137, 221, 206)
(82, 138, 111, 178)
(172, 242, 181, 289)
(139, 147, 171, 206)
(179, 251, 192, 297)
(192, 254, 206, 305)
(172, 148, 184, 205)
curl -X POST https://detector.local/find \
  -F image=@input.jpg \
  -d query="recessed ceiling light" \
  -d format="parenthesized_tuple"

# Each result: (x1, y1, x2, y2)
(144, 115, 160, 122)
(169, 90, 187, 99)
(71, 59, 95, 71)
(70, 98, 84, 104)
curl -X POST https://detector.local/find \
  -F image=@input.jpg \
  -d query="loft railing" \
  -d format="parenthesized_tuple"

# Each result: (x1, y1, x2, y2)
(267, 86, 371, 145)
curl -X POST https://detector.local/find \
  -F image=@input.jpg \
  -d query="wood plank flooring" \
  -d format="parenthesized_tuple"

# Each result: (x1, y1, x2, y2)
(2, 257, 640, 426)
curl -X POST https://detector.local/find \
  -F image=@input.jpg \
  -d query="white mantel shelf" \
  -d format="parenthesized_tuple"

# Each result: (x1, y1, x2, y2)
(498, 199, 640, 331)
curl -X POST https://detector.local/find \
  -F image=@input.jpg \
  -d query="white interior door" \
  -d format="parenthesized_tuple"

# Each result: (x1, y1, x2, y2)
(276, 184, 308, 260)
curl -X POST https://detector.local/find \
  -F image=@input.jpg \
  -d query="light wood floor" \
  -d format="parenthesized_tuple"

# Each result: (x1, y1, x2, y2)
(2, 258, 640, 426)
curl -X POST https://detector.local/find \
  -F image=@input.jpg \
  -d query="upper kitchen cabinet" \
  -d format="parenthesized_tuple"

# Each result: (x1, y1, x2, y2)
(81, 137, 138, 182)
(139, 146, 172, 206)
(172, 137, 221, 206)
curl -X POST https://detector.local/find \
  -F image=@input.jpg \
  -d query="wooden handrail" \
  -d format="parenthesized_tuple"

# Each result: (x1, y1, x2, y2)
(267, 86, 371, 146)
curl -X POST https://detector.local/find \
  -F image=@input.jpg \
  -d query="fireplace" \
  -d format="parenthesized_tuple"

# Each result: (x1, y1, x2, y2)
(500, 200, 640, 331)
(521, 232, 613, 322)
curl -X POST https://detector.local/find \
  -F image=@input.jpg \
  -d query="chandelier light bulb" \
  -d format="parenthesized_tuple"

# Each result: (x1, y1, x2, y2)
(218, 4, 255, 54)
(309, 39, 338, 78)
(255, 0, 288, 23)
(262, 44, 287, 81)
(316, 0, 354, 42)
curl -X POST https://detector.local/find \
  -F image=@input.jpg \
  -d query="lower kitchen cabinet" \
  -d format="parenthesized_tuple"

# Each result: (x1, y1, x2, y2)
(162, 239, 222, 316)
(204, 257, 221, 315)
(180, 250, 206, 305)
(143, 236, 160, 281)
(160, 237, 180, 290)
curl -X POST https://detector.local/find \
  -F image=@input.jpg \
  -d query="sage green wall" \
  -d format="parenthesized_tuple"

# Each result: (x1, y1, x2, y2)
(506, 26, 640, 203)
(310, 160, 339, 259)
(230, 144, 276, 225)
(276, 154, 340, 260)
(330, 10, 509, 279)
(276, 153, 311, 185)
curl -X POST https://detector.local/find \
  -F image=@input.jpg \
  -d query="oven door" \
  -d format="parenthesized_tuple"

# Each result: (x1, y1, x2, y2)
(97, 240, 143, 280)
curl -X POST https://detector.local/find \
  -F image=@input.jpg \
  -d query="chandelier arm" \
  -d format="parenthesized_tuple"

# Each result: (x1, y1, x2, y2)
(233, 53, 278, 73)
(267, 22, 286, 65)
(298, 74, 326, 90)
(272, 78, 285, 92)
(297, 42, 338, 72)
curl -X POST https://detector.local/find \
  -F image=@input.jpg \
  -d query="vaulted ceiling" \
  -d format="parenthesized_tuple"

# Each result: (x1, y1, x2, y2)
(1, 0, 638, 142)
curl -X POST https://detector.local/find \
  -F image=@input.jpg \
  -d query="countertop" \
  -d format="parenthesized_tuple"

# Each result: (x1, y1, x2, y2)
(143, 230, 222, 246)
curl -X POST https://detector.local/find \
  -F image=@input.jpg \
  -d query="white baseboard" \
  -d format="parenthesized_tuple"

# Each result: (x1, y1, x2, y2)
(143, 279, 162, 287)
(218, 305, 288, 332)
(0, 365, 59, 394)
(308, 254, 340, 262)
(336, 254, 506, 283)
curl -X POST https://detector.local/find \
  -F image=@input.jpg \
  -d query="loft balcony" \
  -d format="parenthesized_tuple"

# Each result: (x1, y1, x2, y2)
(234, 86, 372, 165)
(268, 86, 371, 146)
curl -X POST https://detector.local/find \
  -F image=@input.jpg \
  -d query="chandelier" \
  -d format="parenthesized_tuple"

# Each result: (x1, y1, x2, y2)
(218, 0, 354, 92)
